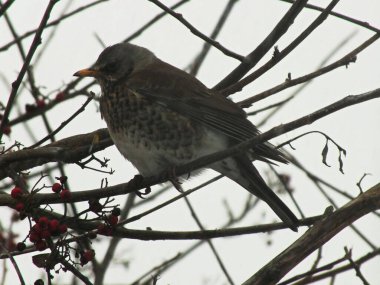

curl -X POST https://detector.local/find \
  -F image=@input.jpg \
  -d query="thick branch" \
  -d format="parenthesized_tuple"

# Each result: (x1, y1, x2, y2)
(242, 183, 380, 285)
(0, 128, 112, 179)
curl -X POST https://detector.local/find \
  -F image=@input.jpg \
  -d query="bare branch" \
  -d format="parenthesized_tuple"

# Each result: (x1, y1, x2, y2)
(148, 0, 244, 61)
(220, 0, 340, 95)
(0, 0, 60, 141)
(213, 0, 309, 90)
(242, 183, 380, 285)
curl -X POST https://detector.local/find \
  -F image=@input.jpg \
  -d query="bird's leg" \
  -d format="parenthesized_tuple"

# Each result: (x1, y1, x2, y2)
(130, 174, 151, 199)
(165, 166, 184, 193)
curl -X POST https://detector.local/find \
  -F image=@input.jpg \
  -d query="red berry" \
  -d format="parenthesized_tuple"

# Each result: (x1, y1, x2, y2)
(108, 215, 118, 226)
(80, 255, 88, 266)
(55, 92, 65, 101)
(60, 189, 71, 201)
(15, 202, 25, 212)
(59, 224, 68, 234)
(38, 216, 49, 228)
(35, 240, 47, 251)
(11, 187, 23, 199)
(51, 183, 62, 193)
(29, 232, 40, 243)
(40, 230, 51, 239)
(58, 176, 67, 184)
(49, 219, 59, 231)
(97, 223, 112, 235)
(82, 249, 95, 263)
(36, 99, 46, 108)
(31, 223, 42, 234)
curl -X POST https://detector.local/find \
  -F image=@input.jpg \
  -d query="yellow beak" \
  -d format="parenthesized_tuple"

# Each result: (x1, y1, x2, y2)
(73, 68, 100, 77)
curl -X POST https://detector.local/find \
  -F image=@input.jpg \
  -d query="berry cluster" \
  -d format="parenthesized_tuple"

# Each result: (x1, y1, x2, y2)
(11, 186, 25, 212)
(51, 176, 72, 201)
(80, 249, 95, 266)
(97, 207, 121, 236)
(25, 98, 46, 113)
(28, 216, 68, 251)
(25, 92, 66, 114)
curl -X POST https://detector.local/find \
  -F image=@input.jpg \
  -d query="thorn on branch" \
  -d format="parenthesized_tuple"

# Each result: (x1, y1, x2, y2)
(346, 55, 357, 68)
(272, 45, 280, 59)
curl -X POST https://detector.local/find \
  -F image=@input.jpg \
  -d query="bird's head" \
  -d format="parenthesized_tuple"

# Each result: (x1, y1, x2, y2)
(74, 43, 156, 84)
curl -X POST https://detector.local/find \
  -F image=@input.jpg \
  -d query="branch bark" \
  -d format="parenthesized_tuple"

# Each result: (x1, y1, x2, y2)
(242, 183, 380, 285)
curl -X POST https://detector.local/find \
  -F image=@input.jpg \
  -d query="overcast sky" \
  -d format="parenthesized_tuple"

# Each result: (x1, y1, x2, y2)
(1, 1, 380, 284)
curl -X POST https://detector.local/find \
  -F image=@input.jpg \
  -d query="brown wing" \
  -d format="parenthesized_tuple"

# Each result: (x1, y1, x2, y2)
(127, 60, 258, 141)
(127, 60, 287, 163)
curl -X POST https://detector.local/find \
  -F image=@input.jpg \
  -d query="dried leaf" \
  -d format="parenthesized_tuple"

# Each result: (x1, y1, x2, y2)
(32, 253, 50, 268)
(321, 141, 330, 167)
(338, 149, 346, 174)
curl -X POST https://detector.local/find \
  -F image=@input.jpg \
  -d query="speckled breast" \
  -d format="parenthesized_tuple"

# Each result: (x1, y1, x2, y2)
(99, 89, 204, 175)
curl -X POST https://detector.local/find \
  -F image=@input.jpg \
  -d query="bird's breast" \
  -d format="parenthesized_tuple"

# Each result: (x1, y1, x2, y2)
(99, 89, 226, 176)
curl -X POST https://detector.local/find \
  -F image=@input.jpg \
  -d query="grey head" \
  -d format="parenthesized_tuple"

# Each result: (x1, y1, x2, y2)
(74, 43, 156, 84)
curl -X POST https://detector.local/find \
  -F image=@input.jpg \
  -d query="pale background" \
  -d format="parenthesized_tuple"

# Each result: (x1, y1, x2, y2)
(1, 0, 380, 284)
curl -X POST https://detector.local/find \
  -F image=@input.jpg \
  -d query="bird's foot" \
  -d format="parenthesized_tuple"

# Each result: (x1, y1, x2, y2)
(129, 174, 151, 198)
(165, 167, 184, 192)
(135, 186, 151, 199)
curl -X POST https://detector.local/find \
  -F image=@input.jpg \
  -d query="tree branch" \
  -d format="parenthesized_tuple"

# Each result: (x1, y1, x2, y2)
(242, 183, 380, 285)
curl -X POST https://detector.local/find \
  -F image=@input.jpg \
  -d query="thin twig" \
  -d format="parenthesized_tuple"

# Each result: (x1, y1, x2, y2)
(189, 0, 240, 76)
(221, 0, 340, 96)
(123, 0, 190, 43)
(239, 31, 377, 107)
(0, 0, 60, 141)
(177, 183, 235, 284)
(0, 0, 109, 52)
(344, 247, 370, 285)
(148, 0, 244, 61)
(0, 244, 25, 285)
(120, 175, 223, 225)
(26, 94, 94, 149)
(280, 0, 380, 33)
(213, 0, 308, 90)
(255, 30, 359, 127)
(288, 248, 380, 285)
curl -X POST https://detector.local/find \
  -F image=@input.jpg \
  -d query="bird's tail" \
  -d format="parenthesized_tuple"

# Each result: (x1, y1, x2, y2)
(213, 155, 299, 231)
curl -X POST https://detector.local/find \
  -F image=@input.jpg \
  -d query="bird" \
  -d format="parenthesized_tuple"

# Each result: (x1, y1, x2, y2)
(74, 43, 299, 231)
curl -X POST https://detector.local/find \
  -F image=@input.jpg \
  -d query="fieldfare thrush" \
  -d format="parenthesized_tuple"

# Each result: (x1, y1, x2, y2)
(74, 43, 299, 231)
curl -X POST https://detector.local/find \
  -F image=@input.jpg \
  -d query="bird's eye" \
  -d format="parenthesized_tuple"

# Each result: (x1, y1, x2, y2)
(102, 62, 118, 73)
